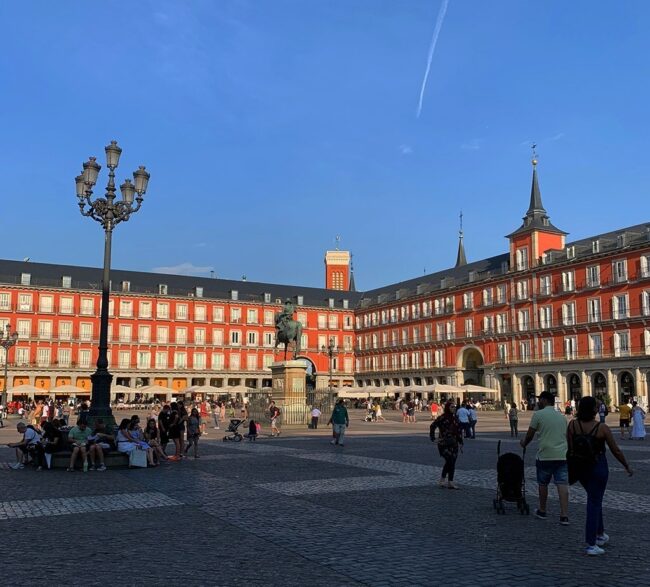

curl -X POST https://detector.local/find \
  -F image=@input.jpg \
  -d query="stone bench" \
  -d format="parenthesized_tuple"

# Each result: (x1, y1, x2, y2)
(51, 450, 129, 469)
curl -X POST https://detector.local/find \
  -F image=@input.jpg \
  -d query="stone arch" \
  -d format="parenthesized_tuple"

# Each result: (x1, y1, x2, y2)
(544, 374, 558, 395)
(618, 371, 635, 403)
(521, 375, 536, 408)
(456, 345, 485, 369)
(567, 372, 582, 401)
(591, 372, 607, 399)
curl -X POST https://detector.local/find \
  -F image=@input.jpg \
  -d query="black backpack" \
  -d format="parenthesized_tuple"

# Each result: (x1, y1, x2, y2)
(568, 421, 600, 484)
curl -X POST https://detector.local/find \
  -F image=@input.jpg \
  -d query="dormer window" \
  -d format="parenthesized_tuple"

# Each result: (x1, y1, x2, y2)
(328, 298, 334, 309)
(566, 246, 575, 260)
(297, 295, 304, 305)
(515, 248, 529, 271)
(158, 284, 168, 295)
(121, 281, 130, 292)
(231, 290, 239, 301)
(264, 292, 271, 303)
(62, 275, 72, 288)
(21, 273, 31, 286)
(195, 286, 203, 298)
(617, 234, 626, 248)
(592, 240, 600, 254)
(342, 299, 349, 309)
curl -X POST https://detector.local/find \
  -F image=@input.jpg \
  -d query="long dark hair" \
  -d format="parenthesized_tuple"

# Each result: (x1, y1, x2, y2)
(576, 396, 597, 422)
(118, 418, 131, 430)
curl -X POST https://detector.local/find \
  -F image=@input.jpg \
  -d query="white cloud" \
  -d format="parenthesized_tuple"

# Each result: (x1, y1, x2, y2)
(461, 138, 482, 150)
(399, 144, 413, 155)
(152, 262, 215, 276)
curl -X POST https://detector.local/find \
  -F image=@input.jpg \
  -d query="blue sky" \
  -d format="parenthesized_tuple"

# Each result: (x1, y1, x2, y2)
(0, 0, 649, 290)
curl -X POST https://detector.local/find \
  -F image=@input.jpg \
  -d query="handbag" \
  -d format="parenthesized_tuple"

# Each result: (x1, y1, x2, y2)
(129, 448, 148, 468)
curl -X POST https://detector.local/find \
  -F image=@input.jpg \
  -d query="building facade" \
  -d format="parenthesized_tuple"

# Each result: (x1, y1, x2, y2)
(0, 159, 648, 407)
(354, 160, 650, 407)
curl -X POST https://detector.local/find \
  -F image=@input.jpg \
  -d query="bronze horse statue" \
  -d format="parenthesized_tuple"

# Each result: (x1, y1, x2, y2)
(274, 318, 302, 360)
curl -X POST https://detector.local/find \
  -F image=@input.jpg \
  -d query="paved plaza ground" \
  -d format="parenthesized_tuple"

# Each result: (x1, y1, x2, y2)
(0, 410, 648, 586)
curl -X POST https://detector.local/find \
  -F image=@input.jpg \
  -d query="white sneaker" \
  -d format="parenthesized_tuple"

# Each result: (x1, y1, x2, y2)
(10, 463, 24, 470)
(585, 545, 605, 556)
(596, 533, 610, 546)
(330, 440, 336, 445)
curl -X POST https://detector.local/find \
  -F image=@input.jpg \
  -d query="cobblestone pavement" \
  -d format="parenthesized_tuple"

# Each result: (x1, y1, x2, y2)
(0, 414, 648, 586)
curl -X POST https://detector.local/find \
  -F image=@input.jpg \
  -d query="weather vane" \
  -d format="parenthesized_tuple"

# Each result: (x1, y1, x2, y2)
(531, 142, 538, 165)
(335, 235, 341, 250)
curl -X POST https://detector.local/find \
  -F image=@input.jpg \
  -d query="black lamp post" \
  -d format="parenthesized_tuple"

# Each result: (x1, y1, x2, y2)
(321, 337, 338, 396)
(76, 141, 150, 427)
(1, 324, 19, 409)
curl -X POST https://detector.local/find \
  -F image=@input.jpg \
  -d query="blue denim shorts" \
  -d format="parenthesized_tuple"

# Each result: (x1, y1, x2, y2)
(536, 460, 568, 486)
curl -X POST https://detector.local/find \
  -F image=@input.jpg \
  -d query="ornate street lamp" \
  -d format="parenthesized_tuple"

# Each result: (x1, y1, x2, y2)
(0, 324, 19, 409)
(321, 337, 338, 396)
(76, 141, 150, 427)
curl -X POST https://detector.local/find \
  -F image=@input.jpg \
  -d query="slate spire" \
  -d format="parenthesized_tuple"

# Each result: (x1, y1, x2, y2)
(455, 212, 467, 268)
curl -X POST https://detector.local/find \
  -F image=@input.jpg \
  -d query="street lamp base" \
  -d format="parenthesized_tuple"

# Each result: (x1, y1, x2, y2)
(88, 369, 116, 431)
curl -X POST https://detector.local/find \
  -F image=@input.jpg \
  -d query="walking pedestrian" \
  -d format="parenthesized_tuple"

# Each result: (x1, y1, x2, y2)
(567, 396, 633, 555)
(508, 402, 519, 438)
(597, 400, 608, 424)
(468, 403, 477, 438)
(184, 407, 201, 458)
(213, 401, 221, 430)
(520, 391, 570, 525)
(375, 402, 385, 422)
(457, 403, 471, 438)
(310, 406, 321, 429)
(618, 401, 632, 440)
(430, 401, 463, 489)
(328, 398, 349, 447)
(269, 401, 281, 437)
(630, 402, 646, 440)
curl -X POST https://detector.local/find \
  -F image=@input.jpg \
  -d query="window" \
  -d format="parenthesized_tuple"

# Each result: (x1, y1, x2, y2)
(230, 308, 241, 323)
(38, 321, 52, 340)
(137, 351, 151, 369)
(344, 315, 353, 329)
(462, 292, 473, 310)
(16, 347, 30, 366)
(175, 327, 187, 344)
(247, 309, 258, 324)
(401, 328, 408, 345)
(564, 336, 577, 360)
(641, 254, 650, 279)
(157, 326, 168, 344)
(300, 334, 308, 349)
(18, 293, 33, 312)
(519, 341, 531, 362)
(561, 270, 575, 292)
(212, 353, 224, 370)
(328, 314, 338, 329)
(79, 323, 93, 342)
(80, 298, 94, 316)
(230, 330, 241, 345)
(39, 296, 54, 313)
(517, 310, 530, 332)
(586, 265, 600, 288)
(539, 306, 552, 329)
(592, 240, 600, 254)
(155, 352, 167, 369)
(296, 312, 307, 328)
(645, 329, 650, 355)
(194, 352, 206, 370)
(612, 259, 628, 283)
(317, 314, 327, 329)
(139, 325, 151, 343)
(121, 281, 130, 292)
(246, 354, 258, 371)
(21, 273, 31, 286)
(36, 348, 51, 367)
(297, 295, 304, 306)
(496, 284, 507, 304)
(56, 348, 71, 368)
(231, 290, 239, 301)
(195, 287, 203, 298)
(212, 329, 224, 345)
(264, 332, 274, 347)
(195, 328, 206, 344)
(213, 306, 225, 322)
(516, 280, 529, 300)
(589, 334, 603, 358)
(562, 302, 576, 326)
(230, 354, 240, 370)
(157, 303, 169, 319)
(59, 321, 72, 341)
(613, 331, 630, 357)
(587, 298, 601, 323)
(62, 275, 72, 288)
(496, 313, 507, 334)
(17, 320, 31, 338)
(264, 293, 271, 303)
(542, 339, 553, 361)
(247, 331, 258, 346)
(264, 310, 274, 325)
(612, 294, 629, 319)
(482, 315, 494, 334)
(436, 323, 445, 340)
(158, 284, 168, 295)
(193, 305, 206, 322)
(539, 275, 552, 296)
(176, 304, 188, 320)
(482, 288, 493, 307)
(78, 349, 91, 368)
(59, 296, 72, 314)
(515, 247, 528, 271)
(497, 344, 508, 363)
(641, 291, 650, 317)
(344, 335, 353, 351)
(465, 318, 473, 337)
(119, 300, 133, 317)
(566, 246, 575, 259)
(119, 324, 132, 343)
(445, 321, 455, 340)
(0, 292, 10, 310)
(174, 352, 187, 369)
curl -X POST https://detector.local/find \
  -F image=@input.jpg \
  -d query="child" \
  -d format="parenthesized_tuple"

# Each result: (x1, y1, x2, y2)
(248, 419, 258, 442)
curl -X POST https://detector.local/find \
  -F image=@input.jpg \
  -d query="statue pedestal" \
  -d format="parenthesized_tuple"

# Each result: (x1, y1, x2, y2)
(271, 360, 308, 424)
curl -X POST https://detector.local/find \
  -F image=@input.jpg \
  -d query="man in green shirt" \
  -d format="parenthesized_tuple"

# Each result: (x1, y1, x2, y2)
(328, 399, 350, 447)
(521, 391, 569, 525)
(67, 420, 92, 472)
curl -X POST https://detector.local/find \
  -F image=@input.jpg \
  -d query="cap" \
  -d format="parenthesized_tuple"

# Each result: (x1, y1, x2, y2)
(537, 391, 555, 404)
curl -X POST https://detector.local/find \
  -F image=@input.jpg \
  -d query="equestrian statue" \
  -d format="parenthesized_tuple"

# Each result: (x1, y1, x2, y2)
(274, 299, 303, 360)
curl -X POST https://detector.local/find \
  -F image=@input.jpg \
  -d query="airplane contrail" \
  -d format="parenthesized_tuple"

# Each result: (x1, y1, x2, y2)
(416, 0, 450, 118)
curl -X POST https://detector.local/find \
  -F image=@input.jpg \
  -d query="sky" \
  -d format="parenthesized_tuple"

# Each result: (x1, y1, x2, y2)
(0, 0, 649, 291)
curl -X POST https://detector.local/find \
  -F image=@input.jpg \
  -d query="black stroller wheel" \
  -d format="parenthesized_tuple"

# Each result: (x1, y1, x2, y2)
(234, 434, 242, 442)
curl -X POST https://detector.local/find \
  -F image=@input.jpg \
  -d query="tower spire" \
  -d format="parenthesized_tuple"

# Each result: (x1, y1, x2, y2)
(455, 211, 467, 267)
(349, 253, 356, 292)
(527, 143, 545, 214)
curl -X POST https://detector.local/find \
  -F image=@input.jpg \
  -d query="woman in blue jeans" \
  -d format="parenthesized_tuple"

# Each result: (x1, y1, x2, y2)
(568, 397, 633, 556)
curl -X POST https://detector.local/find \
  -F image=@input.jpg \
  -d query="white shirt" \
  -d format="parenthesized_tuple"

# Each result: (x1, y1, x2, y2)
(24, 427, 41, 446)
(311, 408, 321, 418)
(457, 407, 470, 423)
(469, 408, 477, 421)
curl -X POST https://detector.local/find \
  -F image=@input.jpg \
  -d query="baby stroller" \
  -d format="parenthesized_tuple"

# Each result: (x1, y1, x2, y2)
(223, 419, 245, 442)
(364, 409, 376, 422)
(493, 440, 529, 515)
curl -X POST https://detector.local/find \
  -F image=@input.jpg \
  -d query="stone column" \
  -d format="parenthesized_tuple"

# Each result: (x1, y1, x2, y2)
(581, 371, 590, 397)
(511, 373, 520, 406)
(556, 371, 566, 403)
(606, 369, 616, 403)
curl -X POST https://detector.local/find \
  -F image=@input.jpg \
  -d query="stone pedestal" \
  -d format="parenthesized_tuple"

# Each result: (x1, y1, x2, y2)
(271, 361, 308, 424)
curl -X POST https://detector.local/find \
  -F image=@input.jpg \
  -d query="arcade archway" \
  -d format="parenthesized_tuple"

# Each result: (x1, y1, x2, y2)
(618, 371, 635, 403)
(522, 375, 536, 408)
(567, 373, 582, 401)
(458, 346, 485, 386)
(592, 372, 607, 400)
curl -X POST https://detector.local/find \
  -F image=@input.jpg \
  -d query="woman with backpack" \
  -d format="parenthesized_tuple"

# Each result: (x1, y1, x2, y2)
(429, 401, 463, 489)
(567, 396, 633, 556)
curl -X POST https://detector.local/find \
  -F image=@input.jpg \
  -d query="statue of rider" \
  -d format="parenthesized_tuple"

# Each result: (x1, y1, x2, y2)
(275, 299, 295, 335)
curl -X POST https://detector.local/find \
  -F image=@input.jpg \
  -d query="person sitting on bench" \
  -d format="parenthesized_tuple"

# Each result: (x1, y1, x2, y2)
(67, 419, 92, 472)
